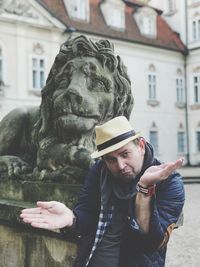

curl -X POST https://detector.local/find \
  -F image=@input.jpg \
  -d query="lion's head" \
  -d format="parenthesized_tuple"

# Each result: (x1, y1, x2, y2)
(33, 35, 134, 153)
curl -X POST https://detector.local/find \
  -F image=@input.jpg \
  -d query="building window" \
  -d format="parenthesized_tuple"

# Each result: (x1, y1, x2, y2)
(196, 131, 200, 152)
(31, 57, 45, 90)
(148, 74, 157, 100)
(167, 0, 176, 13)
(64, 0, 89, 21)
(193, 75, 200, 103)
(134, 7, 157, 38)
(143, 16, 155, 35)
(192, 19, 200, 41)
(0, 46, 4, 95)
(100, 0, 125, 30)
(176, 77, 185, 103)
(149, 130, 159, 154)
(177, 131, 185, 153)
(110, 8, 125, 29)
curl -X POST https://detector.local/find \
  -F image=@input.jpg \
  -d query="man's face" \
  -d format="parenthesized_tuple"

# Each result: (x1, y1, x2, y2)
(103, 140, 145, 183)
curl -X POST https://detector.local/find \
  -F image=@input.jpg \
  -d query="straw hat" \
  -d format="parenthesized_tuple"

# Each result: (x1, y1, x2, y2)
(91, 116, 141, 158)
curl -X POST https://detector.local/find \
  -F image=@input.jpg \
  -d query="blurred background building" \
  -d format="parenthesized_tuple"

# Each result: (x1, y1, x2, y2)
(0, 0, 199, 166)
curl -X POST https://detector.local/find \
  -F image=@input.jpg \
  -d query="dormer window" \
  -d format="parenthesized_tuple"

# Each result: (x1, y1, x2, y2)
(101, 0, 125, 30)
(64, 0, 90, 22)
(134, 7, 157, 38)
(166, 0, 176, 14)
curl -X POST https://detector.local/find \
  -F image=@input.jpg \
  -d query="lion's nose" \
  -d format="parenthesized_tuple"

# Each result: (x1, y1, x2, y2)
(67, 88, 83, 104)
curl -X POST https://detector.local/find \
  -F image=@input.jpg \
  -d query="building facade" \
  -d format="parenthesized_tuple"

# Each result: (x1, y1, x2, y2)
(1, 0, 199, 165)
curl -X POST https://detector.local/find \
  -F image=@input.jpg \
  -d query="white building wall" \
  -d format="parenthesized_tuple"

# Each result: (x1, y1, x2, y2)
(1, 0, 198, 166)
(148, 0, 200, 165)
(114, 42, 185, 163)
(0, 1, 65, 118)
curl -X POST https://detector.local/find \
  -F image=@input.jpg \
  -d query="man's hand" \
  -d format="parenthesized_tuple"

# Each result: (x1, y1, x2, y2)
(139, 157, 184, 187)
(20, 201, 74, 230)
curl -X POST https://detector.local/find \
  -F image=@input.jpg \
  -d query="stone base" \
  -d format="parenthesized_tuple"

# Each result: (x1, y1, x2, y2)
(0, 223, 77, 267)
(0, 175, 83, 267)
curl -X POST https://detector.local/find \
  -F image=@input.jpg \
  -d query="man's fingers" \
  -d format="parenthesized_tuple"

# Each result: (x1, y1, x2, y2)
(21, 207, 42, 214)
(174, 158, 184, 168)
(23, 217, 44, 223)
(37, 201, 55, 209)
(20, 213, 44, 219)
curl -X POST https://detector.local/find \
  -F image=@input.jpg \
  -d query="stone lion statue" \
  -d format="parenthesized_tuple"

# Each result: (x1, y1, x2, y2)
(0, 35, 134, 181)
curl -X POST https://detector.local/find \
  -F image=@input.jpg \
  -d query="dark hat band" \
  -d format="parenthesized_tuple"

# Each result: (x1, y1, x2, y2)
(97, 130, 136, 152)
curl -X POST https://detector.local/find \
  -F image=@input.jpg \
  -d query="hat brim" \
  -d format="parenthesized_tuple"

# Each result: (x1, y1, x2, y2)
(91, 132, 141, 159)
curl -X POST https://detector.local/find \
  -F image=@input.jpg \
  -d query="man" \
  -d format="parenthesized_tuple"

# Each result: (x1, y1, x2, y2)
(20, 116, 185, 267)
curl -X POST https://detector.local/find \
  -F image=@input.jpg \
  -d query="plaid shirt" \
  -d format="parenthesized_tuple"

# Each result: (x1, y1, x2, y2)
(85, 202, 114, 266)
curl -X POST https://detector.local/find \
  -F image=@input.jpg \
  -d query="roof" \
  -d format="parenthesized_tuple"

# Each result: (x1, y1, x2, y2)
(36, 0, 186, 54)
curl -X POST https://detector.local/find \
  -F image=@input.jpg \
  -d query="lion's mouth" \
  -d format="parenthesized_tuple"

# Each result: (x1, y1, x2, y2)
(55, 112, 99, 121)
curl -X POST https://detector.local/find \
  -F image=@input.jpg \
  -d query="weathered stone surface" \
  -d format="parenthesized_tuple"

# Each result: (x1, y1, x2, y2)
(0, 179, 81, 205)
(0, 224, 77, 267)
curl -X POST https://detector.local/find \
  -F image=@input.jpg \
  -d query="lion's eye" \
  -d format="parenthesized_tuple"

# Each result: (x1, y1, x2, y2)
(88, 76, 112, 93)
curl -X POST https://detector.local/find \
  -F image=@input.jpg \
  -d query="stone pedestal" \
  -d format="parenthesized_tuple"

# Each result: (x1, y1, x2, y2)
(0, 176, 82, 267)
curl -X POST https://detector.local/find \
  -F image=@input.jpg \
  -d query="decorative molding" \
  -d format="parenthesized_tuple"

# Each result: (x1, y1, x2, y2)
(176, 68, 183, 76)
(0, 0, 38, 19)
(147, 99, 159, 107)
(175, 102, 186, 109)
(33, 43, 44, 55)
(149, 64, 156, 72)
(190, 103, 200, 110)
(193, 66, 200, 73)
(178, 122, 184, 129)
(151, 121, 157, 128)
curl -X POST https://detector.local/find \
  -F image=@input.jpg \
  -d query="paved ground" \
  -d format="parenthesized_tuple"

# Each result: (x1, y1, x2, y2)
(165, 184, 200, 267)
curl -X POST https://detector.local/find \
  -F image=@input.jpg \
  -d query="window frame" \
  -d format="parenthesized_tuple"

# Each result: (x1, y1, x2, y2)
(148, 73, 157, 100)
(193, 74, 200, 104)
(191, 17, 200, 41)
(30, 55, 46, 91)
(0, 44, 5, 96)
(149, 130, 159, 155)
(177, 131, 186, 154)
(196, 130, 200, 152)
(64, 0, 89, 22)
(176, 77, 185, 104)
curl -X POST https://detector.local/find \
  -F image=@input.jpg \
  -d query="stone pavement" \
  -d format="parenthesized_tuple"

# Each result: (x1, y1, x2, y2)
(165, 184, 200, 267)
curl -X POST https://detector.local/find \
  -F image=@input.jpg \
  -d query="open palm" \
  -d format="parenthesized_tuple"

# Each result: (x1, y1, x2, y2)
(139, 158, 184, 187)
(20, 201, 74, 230)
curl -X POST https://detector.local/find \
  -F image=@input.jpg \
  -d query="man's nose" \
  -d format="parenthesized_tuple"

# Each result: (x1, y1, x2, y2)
(117, 158, 126, 170)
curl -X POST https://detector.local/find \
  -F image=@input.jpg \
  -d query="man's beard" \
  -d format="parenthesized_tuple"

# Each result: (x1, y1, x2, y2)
(116, 172, 136, 183)
(113, 174, 138, 200)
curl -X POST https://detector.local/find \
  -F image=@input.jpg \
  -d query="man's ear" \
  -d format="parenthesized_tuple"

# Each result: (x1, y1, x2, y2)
(138, 138, 146, 155)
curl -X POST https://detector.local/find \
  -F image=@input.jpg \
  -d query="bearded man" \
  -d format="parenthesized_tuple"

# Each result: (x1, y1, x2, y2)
(21, 116, 185, 267)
